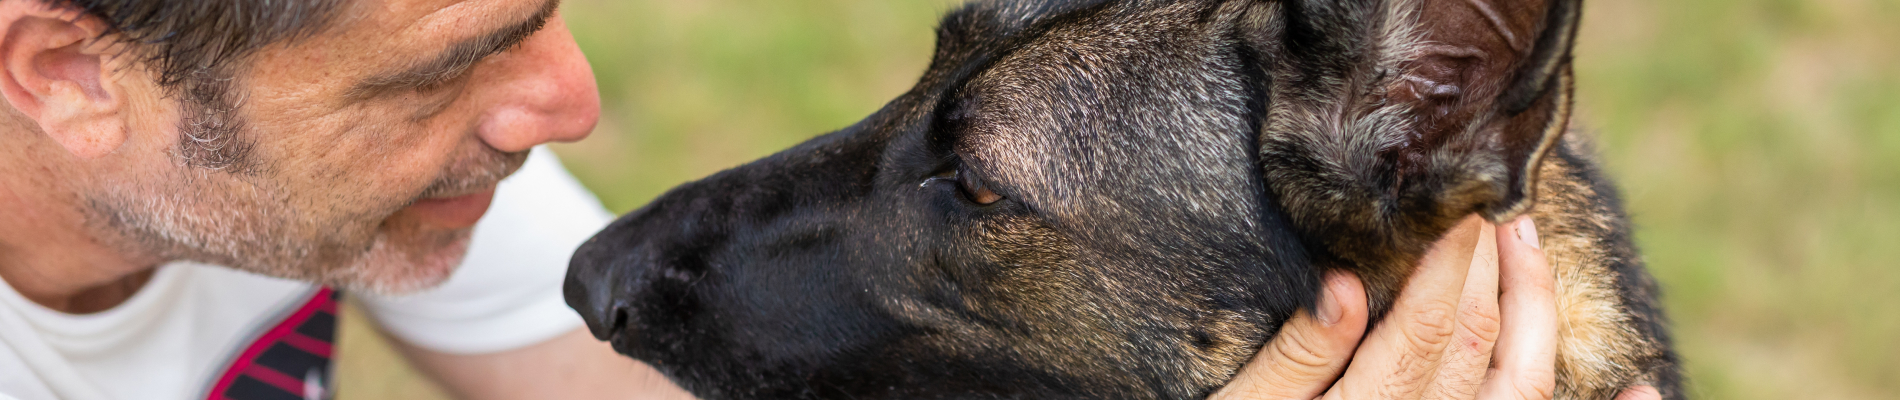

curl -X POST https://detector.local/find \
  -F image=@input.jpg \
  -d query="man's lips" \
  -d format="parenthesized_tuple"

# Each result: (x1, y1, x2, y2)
(404, 189, 498, 229)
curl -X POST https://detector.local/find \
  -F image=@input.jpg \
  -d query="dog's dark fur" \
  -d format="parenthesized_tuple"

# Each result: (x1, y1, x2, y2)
(564, 0, 1680, 399)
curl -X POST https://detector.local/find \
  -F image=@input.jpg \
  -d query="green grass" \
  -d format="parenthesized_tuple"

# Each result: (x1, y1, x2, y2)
(553, 0, 964, 208)
(340, 0, 1900, 398)
(1573, 0, 1900, 398)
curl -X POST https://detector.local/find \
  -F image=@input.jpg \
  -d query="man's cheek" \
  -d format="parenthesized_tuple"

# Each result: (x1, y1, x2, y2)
(273, 110, 445, 194)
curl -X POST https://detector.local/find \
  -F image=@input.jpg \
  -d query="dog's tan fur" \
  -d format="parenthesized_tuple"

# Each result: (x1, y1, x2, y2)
(1531, 134, 1670, 399)
(965, 1, 1668, 396)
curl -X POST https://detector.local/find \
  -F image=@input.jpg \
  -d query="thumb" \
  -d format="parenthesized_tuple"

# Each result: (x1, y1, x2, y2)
(1209, 271, 1368, 400)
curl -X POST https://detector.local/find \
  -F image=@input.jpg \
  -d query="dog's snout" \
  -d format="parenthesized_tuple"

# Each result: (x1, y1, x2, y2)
(565, 233, 641, 342)
(563, 185, 739, 347)
(564, 264, 611, 341)
(564, 268, 615, 341)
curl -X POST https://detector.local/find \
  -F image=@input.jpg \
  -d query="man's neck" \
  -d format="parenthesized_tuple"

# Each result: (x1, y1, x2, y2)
(2, 266, 159, 313)
(0, 150, 160, 314)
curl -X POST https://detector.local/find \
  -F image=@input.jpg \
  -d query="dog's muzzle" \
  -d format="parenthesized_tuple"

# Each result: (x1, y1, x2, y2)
(562, 196, 723, 349)
(565, 234, 637, 342)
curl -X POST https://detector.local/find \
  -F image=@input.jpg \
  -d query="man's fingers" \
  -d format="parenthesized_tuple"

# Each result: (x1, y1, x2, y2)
(1210, 272, 1368, 400)
(1424, 221, 1501, 399)
(1323, 215, 1486, 400)
(1479, 216, 1558, 400)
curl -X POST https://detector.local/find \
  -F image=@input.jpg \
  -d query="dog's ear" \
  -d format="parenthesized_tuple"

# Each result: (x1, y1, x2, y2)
(1242, 0, 1581, 302)
(1247, 0, 1581, 224)
(1386, 0, 1581, 219)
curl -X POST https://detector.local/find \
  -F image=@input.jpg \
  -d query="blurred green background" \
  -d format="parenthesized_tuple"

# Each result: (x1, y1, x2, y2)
(336, 0, 1900, 398)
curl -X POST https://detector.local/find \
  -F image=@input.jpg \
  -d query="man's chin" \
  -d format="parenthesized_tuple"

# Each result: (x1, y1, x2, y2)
(326, 228, 475, 295)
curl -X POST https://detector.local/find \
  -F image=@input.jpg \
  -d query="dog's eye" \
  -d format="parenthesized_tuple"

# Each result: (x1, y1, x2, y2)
(955, 164, 1004, 205)
(924, 164, 1004, 205)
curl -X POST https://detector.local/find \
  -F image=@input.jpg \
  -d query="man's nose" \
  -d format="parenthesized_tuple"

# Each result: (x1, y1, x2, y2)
(475, 15, 600, 153)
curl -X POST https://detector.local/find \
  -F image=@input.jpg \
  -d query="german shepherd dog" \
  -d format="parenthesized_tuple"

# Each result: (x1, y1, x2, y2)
(564, 0, 1681, 398)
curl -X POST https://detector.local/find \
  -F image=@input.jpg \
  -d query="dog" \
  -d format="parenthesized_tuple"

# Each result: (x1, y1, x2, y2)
(564, 0, 1681, 398)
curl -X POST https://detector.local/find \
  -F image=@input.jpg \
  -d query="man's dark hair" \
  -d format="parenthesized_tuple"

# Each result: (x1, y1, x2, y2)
(46, 0, 348, 171)
(49, 0, 345, 87)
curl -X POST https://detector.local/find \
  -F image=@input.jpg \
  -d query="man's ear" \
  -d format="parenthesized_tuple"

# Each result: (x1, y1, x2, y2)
(0, 4, 126, 159)
(1383, 0, 1581, 220)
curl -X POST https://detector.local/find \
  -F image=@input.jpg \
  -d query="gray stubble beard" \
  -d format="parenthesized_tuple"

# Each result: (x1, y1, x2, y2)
(82, 160, 491, 295)
(81, 88, 525, 295)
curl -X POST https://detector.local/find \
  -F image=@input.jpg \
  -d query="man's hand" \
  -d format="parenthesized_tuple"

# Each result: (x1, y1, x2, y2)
(395, 328, 698, 400)
(1209, 215, 1660, 400)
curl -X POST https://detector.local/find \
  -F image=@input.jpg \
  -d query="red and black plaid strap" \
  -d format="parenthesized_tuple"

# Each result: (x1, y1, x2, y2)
(204, 288, 340, 400)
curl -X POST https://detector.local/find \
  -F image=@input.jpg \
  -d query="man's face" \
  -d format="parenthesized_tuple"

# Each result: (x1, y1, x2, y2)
(88, 0, 598, 293)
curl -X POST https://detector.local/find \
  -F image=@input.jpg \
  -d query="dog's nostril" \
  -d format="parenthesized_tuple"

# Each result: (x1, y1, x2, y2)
(608, 304, 632, 335)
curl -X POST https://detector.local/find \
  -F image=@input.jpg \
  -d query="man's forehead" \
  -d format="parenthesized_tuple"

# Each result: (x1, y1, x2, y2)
(353, 0, 543, 33)
(244, 0, 550, 100)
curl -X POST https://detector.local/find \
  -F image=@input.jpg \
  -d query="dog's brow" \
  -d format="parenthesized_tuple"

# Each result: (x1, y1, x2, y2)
(345, 0, 561, 100)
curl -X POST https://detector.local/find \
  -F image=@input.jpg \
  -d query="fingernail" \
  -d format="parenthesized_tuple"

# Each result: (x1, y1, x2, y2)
(1515, 217, 1541, 249)
(1317, 273, 1346, 326)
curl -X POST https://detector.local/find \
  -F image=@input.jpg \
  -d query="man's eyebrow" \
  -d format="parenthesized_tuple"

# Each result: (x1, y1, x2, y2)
(346, 0, 561, 100)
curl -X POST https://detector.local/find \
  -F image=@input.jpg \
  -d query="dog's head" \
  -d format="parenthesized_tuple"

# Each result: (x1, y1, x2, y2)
(566, 0, 1579, 398)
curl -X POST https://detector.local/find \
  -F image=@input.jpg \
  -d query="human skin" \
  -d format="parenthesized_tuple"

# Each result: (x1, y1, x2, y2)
(1213, 216, 1661, 400)
(0, 0, 601, 308)
(0, 0, 691, 397)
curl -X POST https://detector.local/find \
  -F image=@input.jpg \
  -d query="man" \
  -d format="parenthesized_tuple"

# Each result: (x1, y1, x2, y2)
(0, 0, 695, 398)
(0, 0, 1654, 399)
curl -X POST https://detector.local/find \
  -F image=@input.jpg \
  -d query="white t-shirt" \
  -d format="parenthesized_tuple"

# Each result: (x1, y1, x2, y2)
(0, 147, 612, 400)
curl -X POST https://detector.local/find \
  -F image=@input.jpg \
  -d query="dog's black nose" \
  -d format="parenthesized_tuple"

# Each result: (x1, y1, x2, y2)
(564, 272, 619, 341)
(565, 236, 632, 342)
